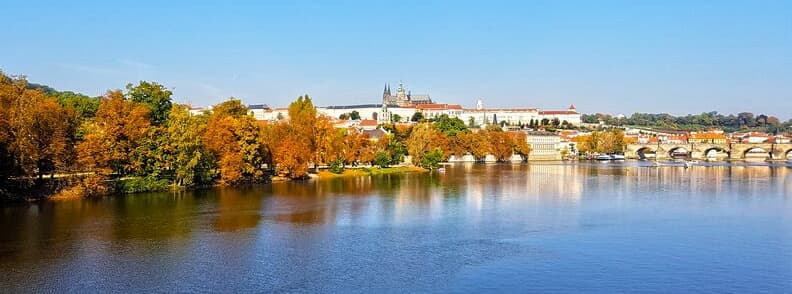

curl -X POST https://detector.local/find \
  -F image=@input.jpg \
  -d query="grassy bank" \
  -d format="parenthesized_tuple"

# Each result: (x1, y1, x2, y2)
(317, 166, 427, 179)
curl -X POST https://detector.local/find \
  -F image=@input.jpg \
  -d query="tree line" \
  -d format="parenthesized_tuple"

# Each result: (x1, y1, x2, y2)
(0, 73, 531, 198)
(583, 112, 792, 133)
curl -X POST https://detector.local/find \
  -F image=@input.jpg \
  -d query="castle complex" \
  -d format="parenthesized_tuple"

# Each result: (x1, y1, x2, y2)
(249, 81, 581, 126)
(382, 82, 433, 107)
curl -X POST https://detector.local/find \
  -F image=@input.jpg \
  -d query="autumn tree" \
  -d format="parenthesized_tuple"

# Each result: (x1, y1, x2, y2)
(406, 123, 447, 167)
(260, 95, 318, 179)
(78, 90, 151, 176)
(341, 128, 371, 166)
(262, 122, 311, 178)
(485, 126, 514, 161)
(578, 129, 625, 154)
(509, 131, 531, 157)
(314, 115, 345, 166)
(203, 99, 266, 184)
(0, 74, 78, 180)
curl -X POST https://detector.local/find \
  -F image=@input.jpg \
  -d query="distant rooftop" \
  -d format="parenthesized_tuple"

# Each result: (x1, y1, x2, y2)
(248, 104, 270, 110)
(324, 104, 403, 109)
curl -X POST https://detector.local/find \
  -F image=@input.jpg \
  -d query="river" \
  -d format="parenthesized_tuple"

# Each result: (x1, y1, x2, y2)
(1, 162, 791, 293)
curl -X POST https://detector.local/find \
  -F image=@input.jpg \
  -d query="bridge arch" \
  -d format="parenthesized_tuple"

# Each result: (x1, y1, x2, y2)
(668, 146, 690, 159)
(636, 147, 657, 160)
(743, 147, 770, 160)
(703, 147, 729, 160)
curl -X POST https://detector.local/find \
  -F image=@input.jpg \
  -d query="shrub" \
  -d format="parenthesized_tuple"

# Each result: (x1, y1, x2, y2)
(329, 159, 344, 174)
(420, 148, 443, 170)
(80, 175, 110, 198)
(373, 151, 391, 168)
(120, 176, 170, 193)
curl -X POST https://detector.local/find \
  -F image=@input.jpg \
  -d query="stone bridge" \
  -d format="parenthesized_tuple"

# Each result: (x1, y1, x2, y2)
(625, 143, 792, 160)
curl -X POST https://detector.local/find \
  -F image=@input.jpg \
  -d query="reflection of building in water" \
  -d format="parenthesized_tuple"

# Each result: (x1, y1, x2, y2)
(390, 173, 445, 224)
(523, 164, 584, 203)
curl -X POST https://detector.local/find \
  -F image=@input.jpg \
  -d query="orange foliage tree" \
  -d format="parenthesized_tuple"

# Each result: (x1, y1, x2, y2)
(78, 90, 151, 176)
(0, 74, 78, 179)
(203, 99, 266, 184)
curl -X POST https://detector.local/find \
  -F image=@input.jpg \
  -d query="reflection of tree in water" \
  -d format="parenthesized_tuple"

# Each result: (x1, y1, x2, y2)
(109, 192, 199, 241)
(0, 200, 108, 263)
(213, 188, 264, 232)
(263, 173, 445, 225)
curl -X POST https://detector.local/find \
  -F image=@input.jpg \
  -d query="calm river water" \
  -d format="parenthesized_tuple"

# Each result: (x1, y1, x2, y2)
(1, 162, 791, 293)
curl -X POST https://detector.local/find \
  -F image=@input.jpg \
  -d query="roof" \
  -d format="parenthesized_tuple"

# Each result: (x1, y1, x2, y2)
(362, 129, 386, 139)
(463, 108, 538, 112)
(324, 104, 386, 109)
(248, 104, 270, 110)
(525, 131, 558, 136)
(415, 103, 463, 110)
(539, 110, 578, 115)
(690, 132, 727, 139)
(359, 119, 378, 127)
(409, 95, 432, 101)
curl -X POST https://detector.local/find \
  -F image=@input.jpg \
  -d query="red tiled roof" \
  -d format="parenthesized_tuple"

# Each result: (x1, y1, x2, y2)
(539, 110, 577, 115)
(359, 119, 378, 127)
(463, 108, 538, 112)
(416, 103, 463, 110)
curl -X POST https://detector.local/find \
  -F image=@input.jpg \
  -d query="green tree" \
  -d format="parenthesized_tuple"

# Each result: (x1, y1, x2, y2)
(55, 91, 100, 120)
(126, 81, 173, 125)
(412, 112, 425, 122)
(433, 114, 468, 136)
(373, 151, 391, 168)
(421, 148, 444, 169)
(166, 105, 215, 186)
(350, 110, 361, 120)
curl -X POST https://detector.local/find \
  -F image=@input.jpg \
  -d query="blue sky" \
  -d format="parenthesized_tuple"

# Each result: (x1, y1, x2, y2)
(1, 1, 790, 117)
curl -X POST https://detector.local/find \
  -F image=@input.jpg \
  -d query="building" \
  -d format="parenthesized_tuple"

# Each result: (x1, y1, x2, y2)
(688, 130, 727, 144)
(414, 103, 464, 119)
(382, 82, 433, 107)
(248, 104, 271, 120)
(456, 100, 581, 127)
(231, 83, 582, 128)
(735, 132, 770, 144)
(526, 131, 562, 160)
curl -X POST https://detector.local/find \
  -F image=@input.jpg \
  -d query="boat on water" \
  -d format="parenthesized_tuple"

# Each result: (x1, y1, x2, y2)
(595, 154, 625, 161)
(595, 155, 612, 161)
(437, 167, 447, 173)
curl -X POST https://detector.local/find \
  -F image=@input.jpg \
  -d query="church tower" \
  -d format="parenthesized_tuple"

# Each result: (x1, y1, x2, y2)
(382, 83, 391, 103)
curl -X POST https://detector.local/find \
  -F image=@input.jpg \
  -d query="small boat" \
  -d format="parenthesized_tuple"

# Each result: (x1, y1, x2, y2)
(684, 161, 699, 168)
(595, 155, 612, 161)
(611, 154, 625, 160)
(437, 167, 447, 173)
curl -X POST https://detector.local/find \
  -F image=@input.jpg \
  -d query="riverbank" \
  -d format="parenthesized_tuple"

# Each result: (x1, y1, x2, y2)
(317, 166, 428, 179)
(3, 166, 430, 202)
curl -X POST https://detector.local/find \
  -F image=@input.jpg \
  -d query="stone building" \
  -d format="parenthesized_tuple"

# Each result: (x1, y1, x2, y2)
(526, 131, 562, 160)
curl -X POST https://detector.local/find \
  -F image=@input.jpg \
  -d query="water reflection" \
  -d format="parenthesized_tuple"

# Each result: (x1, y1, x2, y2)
(0, 163, 790, 292)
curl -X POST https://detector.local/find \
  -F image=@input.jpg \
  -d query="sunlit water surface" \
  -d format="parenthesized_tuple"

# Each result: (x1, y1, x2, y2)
(1, 162, 791, 293)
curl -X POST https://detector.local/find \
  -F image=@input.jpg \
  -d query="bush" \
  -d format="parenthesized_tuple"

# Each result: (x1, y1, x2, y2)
(420, 148, 444, 170)
(79, 175, 110, 198)
(120, 176, 170, 193)
(373, 151, 391, 168)
(329, 159, 344, 174)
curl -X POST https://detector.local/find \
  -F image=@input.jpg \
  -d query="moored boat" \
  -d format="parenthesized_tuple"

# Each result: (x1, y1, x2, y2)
(595, 154, 612, 161)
